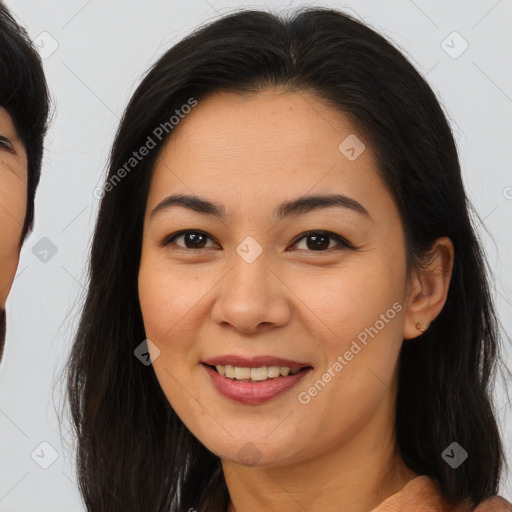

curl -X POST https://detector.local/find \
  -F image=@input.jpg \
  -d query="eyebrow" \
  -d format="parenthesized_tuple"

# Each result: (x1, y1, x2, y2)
(150, 193, 373, 222)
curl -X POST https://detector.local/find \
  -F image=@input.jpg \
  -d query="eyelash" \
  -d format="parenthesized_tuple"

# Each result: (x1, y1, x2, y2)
(0, 135, 15, 153)
(160, 229, 356, 252)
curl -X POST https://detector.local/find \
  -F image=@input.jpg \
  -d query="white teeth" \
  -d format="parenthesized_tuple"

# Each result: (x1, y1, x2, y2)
(267, 366, 281, 378)
(234, 366, 251, 380)
(214, 364, 304, 381)
(250, 367, 268, 381)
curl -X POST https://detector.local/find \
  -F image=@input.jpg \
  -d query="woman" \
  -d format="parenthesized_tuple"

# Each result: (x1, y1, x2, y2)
(66, 7, 512, 511)
(0, 2, 50, 361)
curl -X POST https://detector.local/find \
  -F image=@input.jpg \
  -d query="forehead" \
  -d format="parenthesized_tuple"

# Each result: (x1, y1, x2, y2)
(0, 107, 17, 134)
(0, 106, 16, 128)
(168, 89, 362, 159)
(147, 89, 396, 223)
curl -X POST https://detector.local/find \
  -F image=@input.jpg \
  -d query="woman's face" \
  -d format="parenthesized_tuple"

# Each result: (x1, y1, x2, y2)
(138, 89, 417, 467)
(0, 107, 27, 308)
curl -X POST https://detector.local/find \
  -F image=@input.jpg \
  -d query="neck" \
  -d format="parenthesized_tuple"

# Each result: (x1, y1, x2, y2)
(222, 385, 417, 512)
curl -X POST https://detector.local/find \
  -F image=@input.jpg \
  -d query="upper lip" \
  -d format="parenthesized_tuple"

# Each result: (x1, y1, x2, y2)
(202, 355, 312, 369)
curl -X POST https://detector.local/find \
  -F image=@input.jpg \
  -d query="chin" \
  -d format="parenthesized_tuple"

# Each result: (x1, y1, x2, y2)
(199, 432, 304, 468)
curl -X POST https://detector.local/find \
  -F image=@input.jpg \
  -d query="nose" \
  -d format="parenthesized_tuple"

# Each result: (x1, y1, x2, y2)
(211, 253, 292, 335)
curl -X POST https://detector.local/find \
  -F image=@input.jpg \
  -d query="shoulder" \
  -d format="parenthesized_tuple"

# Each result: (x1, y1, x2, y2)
(442, 486, 512, 512)
(372, 475, 512, 512)
(471, 496, 512, 512)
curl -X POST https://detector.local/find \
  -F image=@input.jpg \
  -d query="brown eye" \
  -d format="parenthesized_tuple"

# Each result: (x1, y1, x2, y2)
(292, 231, 355, 251)
(161, 229, 355, 253)
(161, 230, 216, 250)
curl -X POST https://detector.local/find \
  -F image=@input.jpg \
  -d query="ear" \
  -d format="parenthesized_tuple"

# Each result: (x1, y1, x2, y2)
(402, 236, 455, 340)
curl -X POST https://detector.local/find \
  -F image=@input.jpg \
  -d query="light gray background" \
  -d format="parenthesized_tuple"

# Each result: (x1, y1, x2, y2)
(0, 0, 511, 510)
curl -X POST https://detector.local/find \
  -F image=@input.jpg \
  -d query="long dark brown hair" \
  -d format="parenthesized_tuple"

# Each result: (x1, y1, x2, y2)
(65, 7, 510, 511)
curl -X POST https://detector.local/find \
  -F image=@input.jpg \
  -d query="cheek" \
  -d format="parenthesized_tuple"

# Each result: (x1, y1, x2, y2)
(138, 257, 219, 440)
(139, 255, 208, 341)
(137, 266, 177, 341)
(290, 252, 406, 409)
(290, 277, 406, 459)
(0, 170, 26, 250)
(289, 256, 404, 353)
(0, 171, 26, 304)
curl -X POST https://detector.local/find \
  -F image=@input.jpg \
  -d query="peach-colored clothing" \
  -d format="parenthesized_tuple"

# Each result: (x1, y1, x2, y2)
(372, 476, 512, 512)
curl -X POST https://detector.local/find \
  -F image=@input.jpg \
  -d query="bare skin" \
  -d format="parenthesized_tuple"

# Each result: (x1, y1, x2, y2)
(0, 107, 27, 309)
(138, 88, 454, 512)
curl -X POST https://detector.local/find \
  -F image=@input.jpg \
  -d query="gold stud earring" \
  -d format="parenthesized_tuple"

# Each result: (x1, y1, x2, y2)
(415, 321, 428, 333)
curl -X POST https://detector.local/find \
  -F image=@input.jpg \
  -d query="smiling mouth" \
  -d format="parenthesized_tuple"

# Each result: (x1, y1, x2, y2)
(205, 363, 313, 382)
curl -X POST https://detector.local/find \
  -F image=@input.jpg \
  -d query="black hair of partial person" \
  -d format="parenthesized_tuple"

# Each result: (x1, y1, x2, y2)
(0, 1, 50, 361)
(65, 7, 510, 511)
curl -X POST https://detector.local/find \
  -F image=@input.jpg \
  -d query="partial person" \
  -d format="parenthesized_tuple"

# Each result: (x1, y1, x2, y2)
(67, 7, 512, 511)
(0, 1, 51, 361)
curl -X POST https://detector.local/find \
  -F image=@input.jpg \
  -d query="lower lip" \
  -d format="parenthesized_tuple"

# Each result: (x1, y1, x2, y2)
(202, 364, 311, 405)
